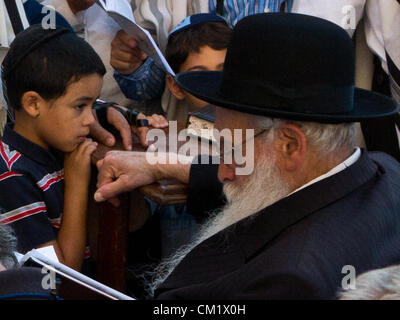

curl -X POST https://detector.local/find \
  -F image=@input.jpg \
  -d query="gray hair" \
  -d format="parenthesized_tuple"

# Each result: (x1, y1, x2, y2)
(0, 223, 18, 269)
(252, 115, 357, 156)
(340, 265, 400, 300)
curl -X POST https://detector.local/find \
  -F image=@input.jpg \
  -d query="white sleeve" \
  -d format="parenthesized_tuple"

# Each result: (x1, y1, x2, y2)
(364, 0, 400, 76)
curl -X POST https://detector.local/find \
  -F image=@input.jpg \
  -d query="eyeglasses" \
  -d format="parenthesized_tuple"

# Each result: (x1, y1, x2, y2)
(218, 129, 267, 165)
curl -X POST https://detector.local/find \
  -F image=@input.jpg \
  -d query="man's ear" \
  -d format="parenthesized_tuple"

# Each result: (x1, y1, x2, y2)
(166, 75, 185, 100)
(275, 123, 307, 171)
(20, 91, 44, 118)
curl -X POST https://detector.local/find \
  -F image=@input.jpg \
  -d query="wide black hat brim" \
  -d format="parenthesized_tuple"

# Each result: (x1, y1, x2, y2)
(176, 71, 398, 124)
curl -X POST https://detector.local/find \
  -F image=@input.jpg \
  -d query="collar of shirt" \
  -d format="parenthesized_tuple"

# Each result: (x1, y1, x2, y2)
(2, 123, 63, 167)
(288, 147, 362, 197)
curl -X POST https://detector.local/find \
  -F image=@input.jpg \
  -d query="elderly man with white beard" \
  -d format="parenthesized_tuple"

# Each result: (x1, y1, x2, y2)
(94, 13, 400, 300)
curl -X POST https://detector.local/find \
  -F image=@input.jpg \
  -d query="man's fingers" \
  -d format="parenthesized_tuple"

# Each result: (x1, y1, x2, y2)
(96, 152, 122, 188)
(94, 178, 129, 203)
(141, 113, 169, 128)
(96, 159, 104, 170)
(89, 120, 115, 147)
(149, 114, 169, 128)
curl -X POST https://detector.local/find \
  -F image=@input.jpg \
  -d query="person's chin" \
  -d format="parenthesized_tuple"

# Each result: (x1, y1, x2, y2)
(57, 142, 78, 153)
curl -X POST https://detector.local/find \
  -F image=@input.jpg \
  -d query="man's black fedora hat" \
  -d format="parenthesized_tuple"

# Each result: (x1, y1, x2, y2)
(176, 13, 398, 123)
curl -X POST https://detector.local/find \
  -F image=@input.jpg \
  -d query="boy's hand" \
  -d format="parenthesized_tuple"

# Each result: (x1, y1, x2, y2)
(133, 113, 169, 147)
(64, 139, 98, 186)
(67, 0, 95, 14)
(111, 30, 148, 75)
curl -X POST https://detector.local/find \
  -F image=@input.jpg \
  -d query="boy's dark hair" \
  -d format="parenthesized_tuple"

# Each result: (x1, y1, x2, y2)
(166, 21, 232, 73)
(1, 25, 106, 111)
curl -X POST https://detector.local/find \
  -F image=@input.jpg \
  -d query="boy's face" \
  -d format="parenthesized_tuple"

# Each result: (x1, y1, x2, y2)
(34, 74, 102, 152)
(168, 45, 227, 110)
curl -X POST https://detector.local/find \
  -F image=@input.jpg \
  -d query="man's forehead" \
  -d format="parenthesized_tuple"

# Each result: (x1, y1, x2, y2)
(215, 106, 251, 131)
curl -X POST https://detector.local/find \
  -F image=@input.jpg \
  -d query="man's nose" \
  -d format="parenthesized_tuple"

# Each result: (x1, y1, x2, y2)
(218, 163, 236, 183)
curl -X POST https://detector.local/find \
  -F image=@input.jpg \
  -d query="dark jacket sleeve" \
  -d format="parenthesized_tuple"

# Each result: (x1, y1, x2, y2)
(186, 156, 225, 218)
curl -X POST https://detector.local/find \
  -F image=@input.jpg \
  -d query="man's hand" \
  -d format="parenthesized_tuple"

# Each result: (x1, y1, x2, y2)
(94, 150, 193, 207)
(90, 107, 168, 151)
(67, 0, 95, 14)
(94, 151, 161, 206)
(95, 150, 193, 206)
(111, 30, 148, 75)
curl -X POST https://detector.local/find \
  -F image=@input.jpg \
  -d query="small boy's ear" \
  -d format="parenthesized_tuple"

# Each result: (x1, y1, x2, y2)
(20, 91, 44, 118)
(166, 75, 185, 100)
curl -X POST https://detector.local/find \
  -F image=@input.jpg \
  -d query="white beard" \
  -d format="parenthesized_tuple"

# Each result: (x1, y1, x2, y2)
(145, 152, 291, 297)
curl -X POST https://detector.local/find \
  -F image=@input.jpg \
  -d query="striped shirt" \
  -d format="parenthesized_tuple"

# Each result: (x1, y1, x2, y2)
(0, 124, 64, 253)
(209, 0, 293, 27)
(115, 0, 293, 105)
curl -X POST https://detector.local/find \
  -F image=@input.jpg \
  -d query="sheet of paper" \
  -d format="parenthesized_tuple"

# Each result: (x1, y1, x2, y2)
(94, 0, 175, 76)
(17, 248, 135, 300)
(15, 245, 59, 264)
(35, 245, 59, 263)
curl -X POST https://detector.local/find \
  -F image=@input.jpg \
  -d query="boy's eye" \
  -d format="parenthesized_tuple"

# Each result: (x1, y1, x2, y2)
(75, 104, 86, 111)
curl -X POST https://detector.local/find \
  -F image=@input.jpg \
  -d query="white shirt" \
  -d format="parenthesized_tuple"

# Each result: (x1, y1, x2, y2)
(289, 148, 362, 196)
(0, 0, 29, 48)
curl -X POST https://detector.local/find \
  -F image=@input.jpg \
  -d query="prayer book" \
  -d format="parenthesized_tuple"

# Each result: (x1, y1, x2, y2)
(16, 246, 135, 300)
(94, 0, 175, 76)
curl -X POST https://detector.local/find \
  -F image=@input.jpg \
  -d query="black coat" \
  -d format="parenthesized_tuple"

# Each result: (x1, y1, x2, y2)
(155, 151, 400, 299)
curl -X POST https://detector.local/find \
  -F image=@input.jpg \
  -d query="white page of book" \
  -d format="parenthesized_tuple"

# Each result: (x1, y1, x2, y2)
(17, 247, 135, 300)
(95, 0, 175, 76)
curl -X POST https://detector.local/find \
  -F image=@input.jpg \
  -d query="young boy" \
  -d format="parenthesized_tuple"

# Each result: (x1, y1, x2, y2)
(165, 13, 231, 116)
(115, 13, 231, 120)
(0, 25, 105, 271)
